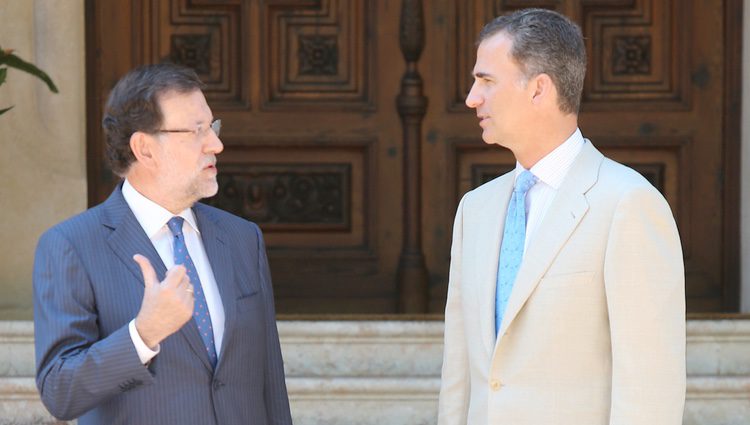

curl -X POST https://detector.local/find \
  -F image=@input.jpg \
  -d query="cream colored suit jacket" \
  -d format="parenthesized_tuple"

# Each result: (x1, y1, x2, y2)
(438, 141, 686, 425)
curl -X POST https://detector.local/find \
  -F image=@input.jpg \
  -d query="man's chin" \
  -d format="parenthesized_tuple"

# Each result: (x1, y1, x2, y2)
(481, 134, 500, 146)
(203, 189, 219, 200)
(195, 180, 220, 201)
(479, 128, 495, 143)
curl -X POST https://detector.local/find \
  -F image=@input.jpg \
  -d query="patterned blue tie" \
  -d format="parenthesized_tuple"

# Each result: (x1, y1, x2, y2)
(496, 170, 538, 336)
(167, 216, 218, 367)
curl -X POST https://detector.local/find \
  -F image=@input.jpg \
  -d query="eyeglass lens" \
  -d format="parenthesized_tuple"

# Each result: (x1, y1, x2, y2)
(211, 119, 221, 137)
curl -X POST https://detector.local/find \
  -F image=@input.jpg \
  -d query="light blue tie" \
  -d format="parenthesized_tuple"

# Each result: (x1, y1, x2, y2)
(167, 216, 218, 367)
(496, 170, 538, 336)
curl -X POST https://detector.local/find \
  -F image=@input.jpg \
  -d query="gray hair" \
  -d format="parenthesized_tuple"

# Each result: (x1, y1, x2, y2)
(479, 8, 586, 114)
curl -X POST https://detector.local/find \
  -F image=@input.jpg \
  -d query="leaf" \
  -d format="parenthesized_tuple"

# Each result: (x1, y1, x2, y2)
(1, 53, 58, 93)
(0, 105, 14, 116)
(0, 68, 6, 86)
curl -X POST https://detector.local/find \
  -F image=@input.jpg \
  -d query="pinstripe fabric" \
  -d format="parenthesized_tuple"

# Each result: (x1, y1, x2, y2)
(33, 184, 293, 424)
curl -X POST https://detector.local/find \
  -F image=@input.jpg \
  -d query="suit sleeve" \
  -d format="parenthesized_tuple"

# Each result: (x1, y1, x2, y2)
(33, 228, 154, 420)
(603, 185, 686, 425)
(255, 225, 294, 425)
(438, 195, 470, 425)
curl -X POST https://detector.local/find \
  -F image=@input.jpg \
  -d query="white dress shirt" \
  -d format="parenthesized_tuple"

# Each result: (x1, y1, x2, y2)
(514, 128, 585, 253)
(122, 179, 225, 364)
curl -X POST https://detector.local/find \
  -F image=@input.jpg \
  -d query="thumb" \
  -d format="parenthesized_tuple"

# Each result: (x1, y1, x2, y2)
(133, 254, 158, 288)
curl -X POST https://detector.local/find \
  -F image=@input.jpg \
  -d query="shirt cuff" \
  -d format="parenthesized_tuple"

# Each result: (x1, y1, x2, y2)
(128, 319, 160, 365)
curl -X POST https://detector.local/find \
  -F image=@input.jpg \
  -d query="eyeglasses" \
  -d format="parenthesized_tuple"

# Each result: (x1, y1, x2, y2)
(156, 119, 221, 138)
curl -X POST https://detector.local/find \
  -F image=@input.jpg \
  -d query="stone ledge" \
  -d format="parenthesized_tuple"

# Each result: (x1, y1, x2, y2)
(687, 376, 750, 400)
(0, 378, 62, 424)
(0, 321, 35, 377)
(280, 321, 443, 377)
(686, 321, 750, 376)
(3, 376, 750, 425)
(6, 376, 749, 399)
(0, 377, 39, 400)
(287, 377, 441, 399)
(278, 321, 444, 342)
(6, 319, 749, 340)
(687, 320, 750, 341)
(5, 320, 750, 377)
(0, 321, 34, 343)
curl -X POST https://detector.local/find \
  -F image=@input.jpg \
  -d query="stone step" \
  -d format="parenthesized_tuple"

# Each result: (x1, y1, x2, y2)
(4, 376, 749, 425)
(5, 320, 750, 378)
(279, 321, 443, 378)
(279, 319, 750, 377)
(1, 319, 749, 425)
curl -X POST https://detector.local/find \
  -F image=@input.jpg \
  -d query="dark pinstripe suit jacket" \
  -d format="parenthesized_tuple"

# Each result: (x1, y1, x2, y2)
(33, 185, 293, 424)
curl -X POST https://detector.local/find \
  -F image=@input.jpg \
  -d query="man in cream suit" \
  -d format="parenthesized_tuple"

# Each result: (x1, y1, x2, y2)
(438, 9, 685, 425)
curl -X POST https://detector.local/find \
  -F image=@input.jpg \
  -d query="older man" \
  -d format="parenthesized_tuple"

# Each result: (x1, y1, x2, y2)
(33, 64, 292, 424)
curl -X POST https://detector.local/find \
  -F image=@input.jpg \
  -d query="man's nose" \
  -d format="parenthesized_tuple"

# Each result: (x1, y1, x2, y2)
(465, 84, 482, 108)
(205, 131, 224, 154)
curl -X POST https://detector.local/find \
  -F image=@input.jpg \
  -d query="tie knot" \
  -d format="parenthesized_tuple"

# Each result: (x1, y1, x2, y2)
(514, 170, 537, 195)
(167, 216, 185, 237)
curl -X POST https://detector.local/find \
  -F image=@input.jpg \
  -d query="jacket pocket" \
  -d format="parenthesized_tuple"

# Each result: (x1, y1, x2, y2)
(236, 291, 260, 312)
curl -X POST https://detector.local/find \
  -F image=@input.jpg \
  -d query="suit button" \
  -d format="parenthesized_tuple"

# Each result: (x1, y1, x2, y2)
(213, 380, 224, 390)
(490, 379, 502, 391)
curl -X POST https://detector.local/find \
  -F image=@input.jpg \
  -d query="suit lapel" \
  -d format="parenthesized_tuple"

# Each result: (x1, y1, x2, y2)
(102, 185, 168, 284)
(101, 186, 216, 372)
(474, 173, 514, 357)
(194, 204, 237, 372)
(496, 142, 604, 343)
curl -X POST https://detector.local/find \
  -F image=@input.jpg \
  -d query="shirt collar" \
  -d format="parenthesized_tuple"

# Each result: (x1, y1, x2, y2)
(513, 128, 585, 190)
(121, 179, 200, 238)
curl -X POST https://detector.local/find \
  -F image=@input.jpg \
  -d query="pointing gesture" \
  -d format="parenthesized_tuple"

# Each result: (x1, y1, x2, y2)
(133, 254, 195, 349)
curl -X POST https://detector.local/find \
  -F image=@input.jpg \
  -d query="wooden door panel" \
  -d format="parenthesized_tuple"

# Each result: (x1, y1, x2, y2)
(262, 0, 374, 109)
(138, 0, 247, 107)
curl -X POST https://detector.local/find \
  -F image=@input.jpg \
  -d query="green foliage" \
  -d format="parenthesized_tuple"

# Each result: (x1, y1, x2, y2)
(0, 45, 59, 116)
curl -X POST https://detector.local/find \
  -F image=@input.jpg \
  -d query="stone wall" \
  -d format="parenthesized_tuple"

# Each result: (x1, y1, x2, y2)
(1, 320, 748, 424)
(0, 0, 87, 320)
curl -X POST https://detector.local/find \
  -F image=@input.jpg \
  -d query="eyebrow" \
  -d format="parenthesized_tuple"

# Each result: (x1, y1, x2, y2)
(473, 72, 493, 79)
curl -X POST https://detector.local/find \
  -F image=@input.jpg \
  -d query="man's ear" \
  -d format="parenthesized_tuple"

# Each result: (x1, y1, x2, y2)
(530, 73, 554, 106)
(129, 131, 158, 168)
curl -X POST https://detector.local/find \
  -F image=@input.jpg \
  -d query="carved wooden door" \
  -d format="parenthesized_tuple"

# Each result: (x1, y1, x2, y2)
(87, 0, 740, 314)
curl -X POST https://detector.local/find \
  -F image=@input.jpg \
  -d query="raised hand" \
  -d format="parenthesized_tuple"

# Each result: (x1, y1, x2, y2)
(132, 254, 194, 349)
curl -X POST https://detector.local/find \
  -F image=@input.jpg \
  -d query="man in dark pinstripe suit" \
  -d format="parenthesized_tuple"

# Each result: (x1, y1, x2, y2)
(33, 64, 293, 424)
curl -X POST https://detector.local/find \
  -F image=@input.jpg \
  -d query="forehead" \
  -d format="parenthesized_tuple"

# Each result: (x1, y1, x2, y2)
(157, 89, 211, 123)
(474, 32, 518, 71)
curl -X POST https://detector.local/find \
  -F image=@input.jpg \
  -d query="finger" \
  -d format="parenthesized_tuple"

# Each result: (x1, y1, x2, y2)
(133, 254, 158, 288)
(184, 291, 196, 309)
(177, 282, 195, 305)
(163, 265, 187, 289)
(176, 268, 191, 289)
